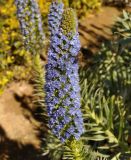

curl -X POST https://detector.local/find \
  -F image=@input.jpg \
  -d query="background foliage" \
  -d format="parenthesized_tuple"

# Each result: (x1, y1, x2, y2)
(0, 0, 32, 94)
(79, 10, 131, 159)
(39, 0, 101, 17)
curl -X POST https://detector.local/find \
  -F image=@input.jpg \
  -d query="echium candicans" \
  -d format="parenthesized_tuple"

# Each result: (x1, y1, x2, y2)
(48, 0, 64, 34)
(15, 0, 45, 53)
(45, 5, 84, 142)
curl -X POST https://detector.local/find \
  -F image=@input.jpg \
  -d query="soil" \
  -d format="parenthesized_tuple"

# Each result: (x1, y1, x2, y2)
(0, 81, 44, 160)
(0, 6, 130, 160)
(79, 7, 120, 50)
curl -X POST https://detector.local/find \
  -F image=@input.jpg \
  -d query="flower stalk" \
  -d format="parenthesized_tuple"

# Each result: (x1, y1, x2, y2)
(45, 0, 84, 144)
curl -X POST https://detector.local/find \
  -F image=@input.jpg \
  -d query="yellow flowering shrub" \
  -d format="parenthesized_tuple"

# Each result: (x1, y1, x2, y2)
(38, 0, 51, 14)
(0, 71, 13, 95)
(69, 0, 101, 17)
(38, 0, 101, 18)
(0, 0, 32, 95)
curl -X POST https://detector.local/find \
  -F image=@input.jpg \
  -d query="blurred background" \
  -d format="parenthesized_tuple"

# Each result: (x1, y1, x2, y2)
(0, 0, 131, 160)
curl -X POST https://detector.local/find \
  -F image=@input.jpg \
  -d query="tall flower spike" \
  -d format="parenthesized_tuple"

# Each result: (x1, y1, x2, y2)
(45, 7, 84, 143)
(15, 0, 45, 53)
(48, 0, 64, 35)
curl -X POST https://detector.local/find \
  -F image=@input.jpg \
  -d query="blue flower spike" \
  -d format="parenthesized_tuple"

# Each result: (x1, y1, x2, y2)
(15, 0, 45, 53)
(45, 4, 84, 143)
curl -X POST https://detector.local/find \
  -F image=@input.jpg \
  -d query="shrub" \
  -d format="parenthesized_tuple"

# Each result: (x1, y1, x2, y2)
(79, 11, 131, 158)
(0, 0, 32, 94)
(69, 0, 101, 18)
(39, 0, 101, 18)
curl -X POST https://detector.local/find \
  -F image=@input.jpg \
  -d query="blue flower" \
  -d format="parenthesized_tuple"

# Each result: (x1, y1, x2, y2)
(63, 98, 71, 106)
(57, 108, 66, 117)
(48, 0, 64, 35)
(45, 6, 84, 143)
(64, 131, 71, 139)
(67, 125, 75, 134)
(15, 0, 45, 53)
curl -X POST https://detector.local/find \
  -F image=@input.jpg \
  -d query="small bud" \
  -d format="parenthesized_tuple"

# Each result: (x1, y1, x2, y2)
(61, 8, 77, 36)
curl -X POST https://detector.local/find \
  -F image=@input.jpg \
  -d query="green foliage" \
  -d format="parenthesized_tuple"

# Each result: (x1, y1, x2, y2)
(80, 44, 131, 96)
(32, 54, 48, 123)
(63, 139, 106, 160)
(63, 139, 90, 160)
(42, 133, 64, 160)
(81, 86, 130, 159)
(79, 11, 131, 158)
(112, 10, 131, 39)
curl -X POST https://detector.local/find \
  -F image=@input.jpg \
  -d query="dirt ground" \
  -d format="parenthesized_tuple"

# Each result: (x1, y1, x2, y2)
(79, 7, 120, 50)
(0, 6, 129, 160)
(0, 82, 44, 160)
